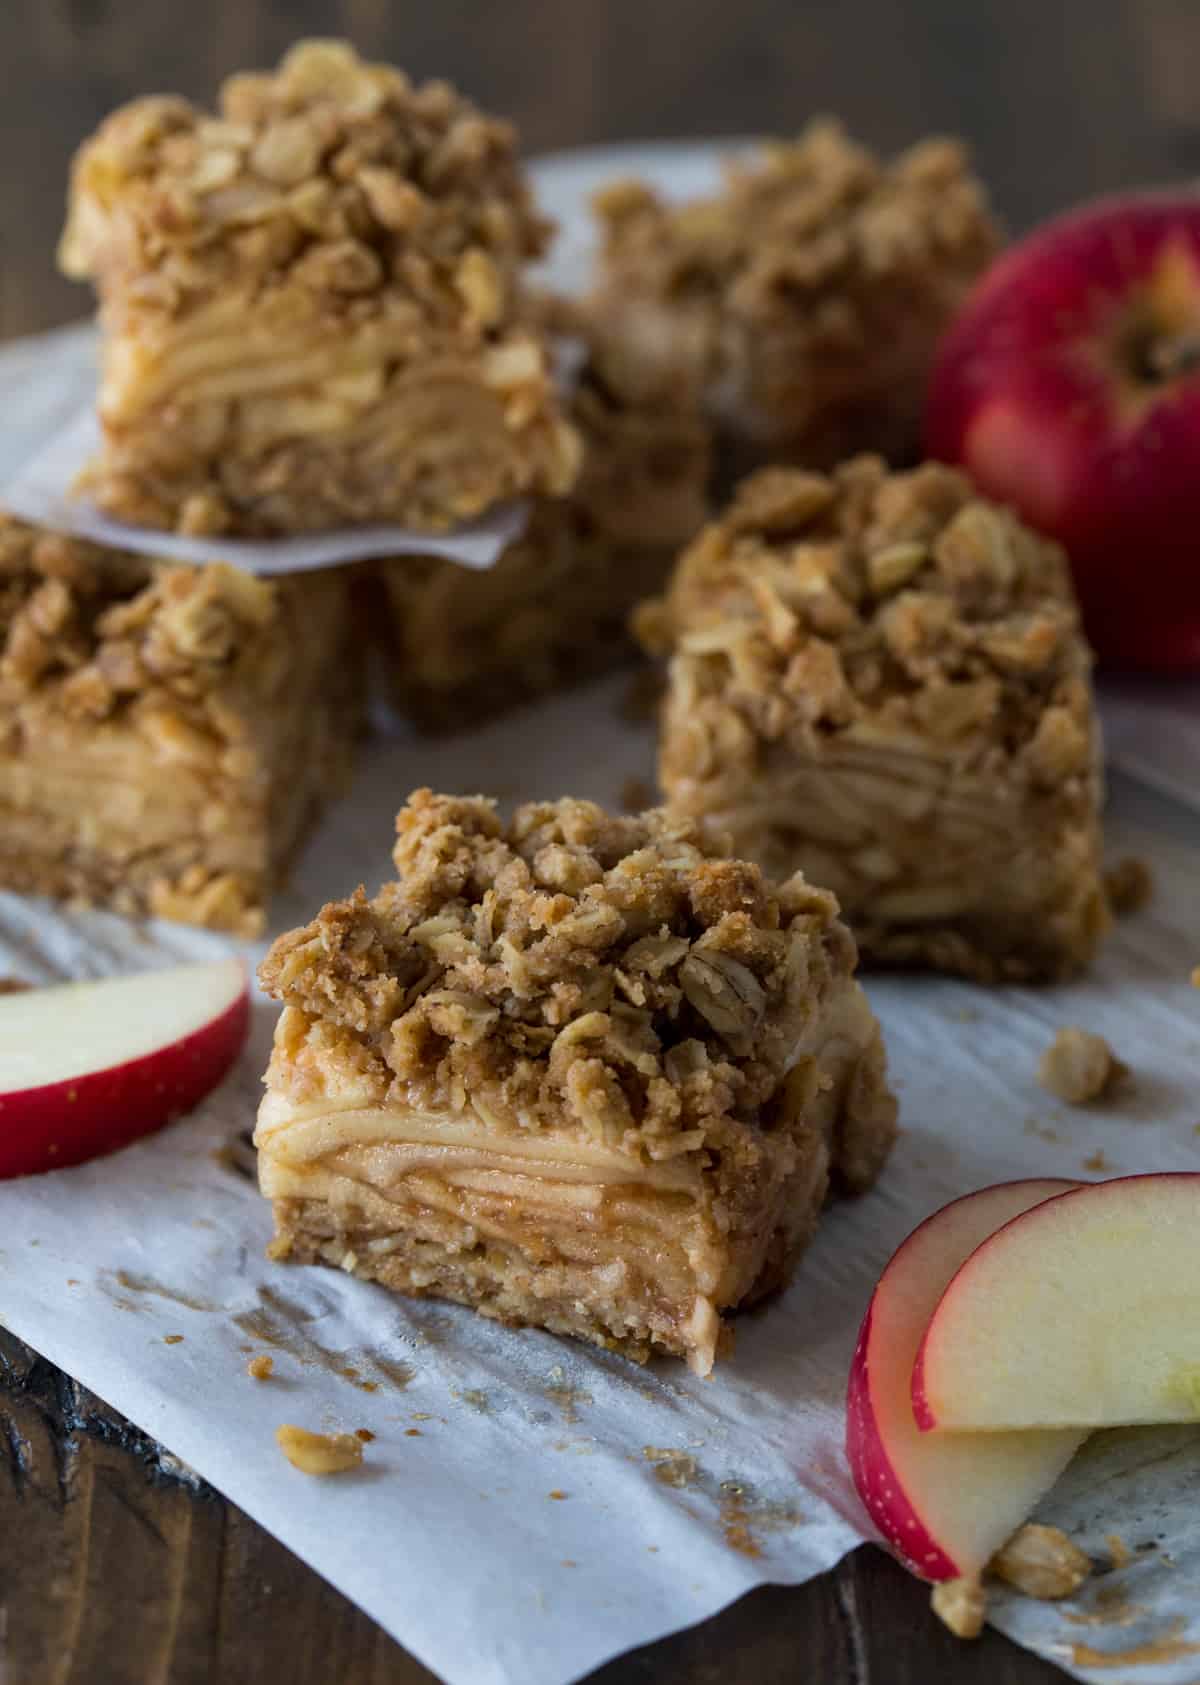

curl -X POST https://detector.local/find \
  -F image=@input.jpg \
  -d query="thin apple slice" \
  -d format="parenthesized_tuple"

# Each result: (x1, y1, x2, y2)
(847, 1179, 1086, 1580)
(0, 957, 248, 1178)
(914, 1173, 1200, 1431)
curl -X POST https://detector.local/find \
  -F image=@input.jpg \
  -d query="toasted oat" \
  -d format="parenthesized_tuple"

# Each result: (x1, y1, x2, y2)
(0, 514, 361, 934)
(1105, 857, 1153, 917)
(1038, 1028, 1127, 1106)
(990, 1524, 1091, 1600)
(275, 1423, 363, 1475)
(589, 121, 997, 466)
(246, 1354, 274, 1381)
(931, 1576, 985, 1639)
(639, 459, 1107, 984)
(59, 41, 577, 535)
(258, 789, 895, 1188)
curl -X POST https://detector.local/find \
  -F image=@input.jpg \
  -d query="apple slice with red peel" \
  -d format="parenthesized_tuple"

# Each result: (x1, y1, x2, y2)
(0, 957, 248, 1178)
(914, 1174, 1200, 1432)
(847, 1179, 1086, 1581)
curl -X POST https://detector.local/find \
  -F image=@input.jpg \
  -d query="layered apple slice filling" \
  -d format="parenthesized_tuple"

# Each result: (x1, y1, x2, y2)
(258, 1092, 742, 1371)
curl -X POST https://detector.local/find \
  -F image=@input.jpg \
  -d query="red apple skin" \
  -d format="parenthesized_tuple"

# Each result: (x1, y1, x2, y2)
(848, 1294, 959, 1581)
(926, 194, 1200, 671)
(847, 1179, 1081, 1580)
(0, 977, 249, 1179)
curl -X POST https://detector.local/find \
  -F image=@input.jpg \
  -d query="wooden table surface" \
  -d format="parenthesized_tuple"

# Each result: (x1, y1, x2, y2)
(1, 1, 1197, 1680)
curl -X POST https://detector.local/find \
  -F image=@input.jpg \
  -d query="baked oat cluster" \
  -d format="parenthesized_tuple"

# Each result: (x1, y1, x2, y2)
(60, 40, 580, 534)
(261, 788, 894, 1186)
(638, 459, 1108, 980)
(256, 790, 896, 1369)
(0, 515, 361, 932)
(588, 120, 998, 470)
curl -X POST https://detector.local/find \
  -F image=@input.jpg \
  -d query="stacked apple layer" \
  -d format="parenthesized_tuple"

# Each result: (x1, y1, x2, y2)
(258, 982, 885, 1375)
(639, 459, 1109, 982)
(379, 369, 712, 731)
(0, 526, 362, 935)
(255, 792, 898, 1372)
(59, 41, 578, 535)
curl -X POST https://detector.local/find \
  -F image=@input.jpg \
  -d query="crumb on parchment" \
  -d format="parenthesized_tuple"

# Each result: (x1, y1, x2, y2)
(246, 1354, 274, 1381)
(275, 1424, 363, 1475)
(1037, 1027, 1127, 1105)
(990, 1524, 1091, 1600)
(931, 1577, 985, 1639)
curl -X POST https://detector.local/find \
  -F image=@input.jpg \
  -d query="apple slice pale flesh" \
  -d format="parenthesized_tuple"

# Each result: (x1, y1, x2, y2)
(0, 957, 248, 1178)
(847, 1179, 1086, 1580)
(914, 1174, 1200, 1432)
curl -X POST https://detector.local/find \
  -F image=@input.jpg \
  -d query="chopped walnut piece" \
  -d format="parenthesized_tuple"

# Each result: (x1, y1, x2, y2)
(246, 1354, 274, 1381)
(641, 459, 1107, 983)
(588, 120, 997, 469)
(989, 1524, 1091, 1600)
(931, 1576, 986, 1640)
(1037, 1028, 1127, 1106)
(60, 40, 577, 535)
(1105, 857, 1153, 917)
(275, 1424, 364, 1475)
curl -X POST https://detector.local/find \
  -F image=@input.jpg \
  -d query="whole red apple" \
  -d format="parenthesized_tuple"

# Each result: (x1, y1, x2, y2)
(926, 193, 1200, 670)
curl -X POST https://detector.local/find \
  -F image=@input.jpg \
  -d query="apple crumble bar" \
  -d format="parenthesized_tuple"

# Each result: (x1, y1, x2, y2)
(0, 516, 362, 934)
(59, 40, 580, 536)
(637, 460, 1108, 982)
(378, 349, 712, 731)
(588, 121, 998, 472)
(255, 790, 897, 1373)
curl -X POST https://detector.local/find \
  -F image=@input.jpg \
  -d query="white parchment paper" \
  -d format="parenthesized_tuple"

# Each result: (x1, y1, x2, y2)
(3, 683, 1200, 1685)
(2, 143, 1200, 1685)
(0, 326, 527, 573)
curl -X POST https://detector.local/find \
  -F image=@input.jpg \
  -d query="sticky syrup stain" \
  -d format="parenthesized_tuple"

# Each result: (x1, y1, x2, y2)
(642, 1447, 697, 1489)
(1083, 1149, 1113, 1174)
(544, 1368, 592, 1424)
(1067, 1617, 1200, 1668)
(717, 1481, 803, 1560)
(231, 1286, 416, 1394)
(111, 1270, 220, 1314)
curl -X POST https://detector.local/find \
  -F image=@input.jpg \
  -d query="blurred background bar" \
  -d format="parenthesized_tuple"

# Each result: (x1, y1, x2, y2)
(2, 0, 1198, 339)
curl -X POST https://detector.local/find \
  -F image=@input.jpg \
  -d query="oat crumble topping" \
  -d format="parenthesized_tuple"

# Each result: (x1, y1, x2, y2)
(589, 120, 997, 464)
(60, 40, 579, 533)
(260, 789, 894, 1178)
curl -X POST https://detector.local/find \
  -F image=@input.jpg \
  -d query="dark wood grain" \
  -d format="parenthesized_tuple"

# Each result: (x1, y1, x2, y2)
(0, 1329, 1071, 1685)
(1, 1, 1194, 1678)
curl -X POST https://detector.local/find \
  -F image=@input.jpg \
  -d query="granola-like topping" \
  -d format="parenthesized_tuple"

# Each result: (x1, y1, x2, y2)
(61, 40, 549, 332)
(637, 458, 1092, 768)
(1037, 1027, 1127, 1105)
(0, 514, 277, 740)
(259, 789, 873, 1156)
(589, 121, 997, 450)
